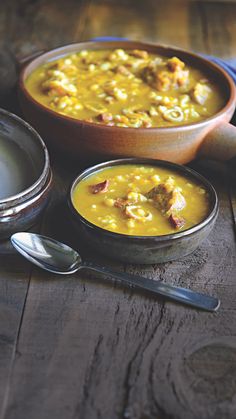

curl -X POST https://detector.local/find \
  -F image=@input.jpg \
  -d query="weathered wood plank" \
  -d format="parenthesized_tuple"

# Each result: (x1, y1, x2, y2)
(0, 1, 236, 419)
(198, 0, 236, 58)
(0, 256, 31, 417)
(0, 0, 89, 410)
(81, 0, 191, 49)
(3, 159, 236, 419)
(6, 0, 89, 57)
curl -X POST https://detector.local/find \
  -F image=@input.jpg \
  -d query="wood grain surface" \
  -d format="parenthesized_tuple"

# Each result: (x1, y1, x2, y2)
(0, 1, 236, 418)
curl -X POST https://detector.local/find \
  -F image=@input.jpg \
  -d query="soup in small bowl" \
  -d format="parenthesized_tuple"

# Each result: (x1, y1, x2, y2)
(68, 158, 218, 264)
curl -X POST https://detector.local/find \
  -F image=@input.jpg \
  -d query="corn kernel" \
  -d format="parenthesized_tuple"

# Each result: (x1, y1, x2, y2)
(89, 64, 96, 72)
(127, 219, 135, 228)
(127, 192, 139, 201)
(114, 88, 128, 101)
(90, 84, 99, 91)
(74, 103, 83, 110)
(101, 219, 108, 224)
(149, 106, 158, 117)
(115, 175, 125, 182)
(179, 94, 190, 107)
(80, 50, 88, 57)
(149, 91, 157, 99)
(151, 174, 161, 183)
(104, 198, 115, 207)
(100, 62, 111, 71)
(58, 101, 67, 110)
(158, 105, 167, 114)
(109, 223, 117, 230)
(161, 97, 171, 105)
(64, 58, 72, 65)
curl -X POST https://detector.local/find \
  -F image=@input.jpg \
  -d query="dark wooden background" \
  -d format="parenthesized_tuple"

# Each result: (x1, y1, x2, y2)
(0, 1, 236, 419)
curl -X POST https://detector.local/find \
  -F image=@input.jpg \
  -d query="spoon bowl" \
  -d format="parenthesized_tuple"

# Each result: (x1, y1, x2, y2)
(11, 232, 81, 274)
(11, 232, 220, 312)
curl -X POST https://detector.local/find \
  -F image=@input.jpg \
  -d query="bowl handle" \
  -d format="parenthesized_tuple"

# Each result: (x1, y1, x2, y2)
(199, 122, 236, 161)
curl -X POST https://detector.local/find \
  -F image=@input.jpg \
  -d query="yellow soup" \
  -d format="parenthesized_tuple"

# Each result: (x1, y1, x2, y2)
(72, 164, 211, 236)
(26, 49, 225, 128)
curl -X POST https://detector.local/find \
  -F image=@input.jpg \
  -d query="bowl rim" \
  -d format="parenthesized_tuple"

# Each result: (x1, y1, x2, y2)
(0, 108, 50, 208)
(0, 168, 53, 218)
(19, 40, 236, 133)
(68, 157, 218, 242)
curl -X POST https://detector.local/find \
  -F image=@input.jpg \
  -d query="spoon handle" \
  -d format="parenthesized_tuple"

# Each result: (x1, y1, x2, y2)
(83, 263, 220, 311)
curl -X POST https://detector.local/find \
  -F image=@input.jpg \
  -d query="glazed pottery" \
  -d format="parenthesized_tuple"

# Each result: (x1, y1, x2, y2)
(0, 109, 52, 239)
(68, 158, 218, 264)
(18, 41, 236, 164)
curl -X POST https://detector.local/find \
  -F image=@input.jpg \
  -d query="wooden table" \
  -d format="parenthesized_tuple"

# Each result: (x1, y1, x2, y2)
(1, 1, 236, 418)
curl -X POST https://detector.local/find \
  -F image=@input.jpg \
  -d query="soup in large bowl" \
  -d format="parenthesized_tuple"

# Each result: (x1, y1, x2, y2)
(25, 48, 224, 128)
(18, 41, 236, 163)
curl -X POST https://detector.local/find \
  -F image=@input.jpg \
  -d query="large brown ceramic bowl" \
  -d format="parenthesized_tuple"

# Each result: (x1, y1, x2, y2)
(68, 158, 218, 264)
(19, 41, 236, 164)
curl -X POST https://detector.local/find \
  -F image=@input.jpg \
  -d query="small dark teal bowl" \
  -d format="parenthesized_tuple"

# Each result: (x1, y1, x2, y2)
(68, 158, 218, 264)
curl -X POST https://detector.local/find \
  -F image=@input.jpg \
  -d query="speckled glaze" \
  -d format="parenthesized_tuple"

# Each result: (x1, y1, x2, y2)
(18, 41, 236, 164)
(0, 109, 52, 240)
(68, 158, 218, 264)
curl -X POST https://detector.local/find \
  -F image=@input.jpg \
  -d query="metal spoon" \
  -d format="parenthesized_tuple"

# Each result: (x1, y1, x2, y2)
(11, 232, 220, 312)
